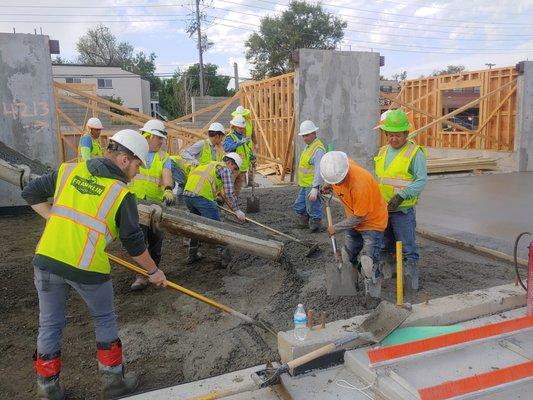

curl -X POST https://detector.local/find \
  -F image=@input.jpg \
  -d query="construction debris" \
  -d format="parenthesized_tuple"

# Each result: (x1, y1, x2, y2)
(427, 156, 498, 174)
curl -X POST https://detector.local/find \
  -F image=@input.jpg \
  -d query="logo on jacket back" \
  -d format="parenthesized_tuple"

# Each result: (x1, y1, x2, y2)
(71, 175, 105, 196)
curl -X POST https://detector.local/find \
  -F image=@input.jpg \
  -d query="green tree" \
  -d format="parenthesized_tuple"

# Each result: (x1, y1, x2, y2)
(431, 65, 466, 76)
(391, 70, 408, 81)
(245, 1, 346, 79)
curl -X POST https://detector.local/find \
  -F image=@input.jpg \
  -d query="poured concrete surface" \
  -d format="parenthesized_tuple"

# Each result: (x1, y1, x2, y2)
(417, 172, 533, 258)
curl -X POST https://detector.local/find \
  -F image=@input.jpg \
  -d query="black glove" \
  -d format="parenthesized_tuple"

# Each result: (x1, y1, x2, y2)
(387, 194, 403, 212)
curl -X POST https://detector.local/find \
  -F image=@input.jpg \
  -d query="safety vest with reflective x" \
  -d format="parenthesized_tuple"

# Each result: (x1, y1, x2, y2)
(129, 150, 169, 201)
(297, 138, 325, 188)
(36, 162, 129, 274)
(374, 140, 427, 209)
(198, 139, 225, 165)
(184, 161, 224, 202)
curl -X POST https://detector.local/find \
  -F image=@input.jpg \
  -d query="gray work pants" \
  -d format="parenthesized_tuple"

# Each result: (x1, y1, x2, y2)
(34, 266, 118, 355)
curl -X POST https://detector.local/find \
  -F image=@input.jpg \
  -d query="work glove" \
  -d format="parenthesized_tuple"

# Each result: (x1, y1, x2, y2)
(234, 210, 246, 222)
(163, 189, 175, 206)
(307, 187, 319, 202)
(238, 137, 251, 145)
(320, 184, 332, 195)
(147, 268, 167, 287)
(388, 194, 403, 212)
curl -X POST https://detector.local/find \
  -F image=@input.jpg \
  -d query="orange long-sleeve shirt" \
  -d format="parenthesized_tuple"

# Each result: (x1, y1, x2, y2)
(332, 160, 388, 232)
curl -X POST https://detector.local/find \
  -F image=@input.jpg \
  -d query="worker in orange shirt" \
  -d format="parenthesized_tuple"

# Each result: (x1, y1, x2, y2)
(320, 151, 388, 305)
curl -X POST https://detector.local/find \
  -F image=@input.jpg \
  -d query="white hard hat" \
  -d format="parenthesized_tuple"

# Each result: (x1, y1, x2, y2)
(224, 152, 243, 169)
(208, 122, 225, 133)
(235, 106, 245, 114)
(86, 117, 103, 130)
(320, 151, 349, 184)
(109, 129, 149, 167)
(140, 119, 167, 138)
(230, 115, 246, 128)
(298, 120, 319, 136)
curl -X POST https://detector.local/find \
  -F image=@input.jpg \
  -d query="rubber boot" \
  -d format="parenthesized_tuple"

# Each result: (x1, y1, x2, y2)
(34, 351, 65, 400)
(97, 339, 138, 399)
(186, 246, 203, 264)
(130, 276, 148, 291)
(364, 278, 382, 309)
(308, 219, 322, 233)
(295, 214, 309, 228)
(406, 261, 419, 291)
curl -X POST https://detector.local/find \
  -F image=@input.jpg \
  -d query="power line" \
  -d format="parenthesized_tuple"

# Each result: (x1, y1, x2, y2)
(0, 3, 186, 9)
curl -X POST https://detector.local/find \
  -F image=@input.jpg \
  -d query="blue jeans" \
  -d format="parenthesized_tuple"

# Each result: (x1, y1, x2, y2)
(184, 195, 220, 248)
(34, 266, 118, 355)
(344, 229, 384, 267)
(383, 208, 418, 264)
(293, 187, 322, 221)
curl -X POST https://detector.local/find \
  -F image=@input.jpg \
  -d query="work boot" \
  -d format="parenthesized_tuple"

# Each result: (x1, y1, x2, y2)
(97, 339, 138, 399)
(99, 364, 138, 399)
(295, 214, 309, 228)
(130, 276, 148, 291)
(405, 261, 419, 291)
(186, 247, 203, 264)
(360, 255, 374, 280)
(381, 259, 393, 280)
(34, 351, 65, 400)
(36, 376, 65, 400)
(308, 219, 322, 233)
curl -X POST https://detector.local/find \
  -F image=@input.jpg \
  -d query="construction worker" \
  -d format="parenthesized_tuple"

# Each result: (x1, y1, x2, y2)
(320, 151, 388, 305)
(180, 122, 226, 166)
(182, 152, 246, 264)
(129, 119, 175, 291)
(223, 115, 254, 197)
(21, 129, 167, 400)
(232, 106, 258, 187)
(293, 120, 325, 232)
(78, 117, 103, 161)
(374, 109, 427, 291)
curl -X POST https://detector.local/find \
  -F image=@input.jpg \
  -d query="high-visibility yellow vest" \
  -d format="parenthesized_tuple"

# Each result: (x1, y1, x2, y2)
(78, 134, 103, 161)
(227, 131, 251, 172)
(169, 155, 194, 179)
(129, 150, 169, 201)
(36, 162, 128, 274)
(245, 119, 253, 138)
(184, 162, 224, 201)
(297, 139, 325, 187)
(374, 140, 426, 208)
(198, 139, 225, 164)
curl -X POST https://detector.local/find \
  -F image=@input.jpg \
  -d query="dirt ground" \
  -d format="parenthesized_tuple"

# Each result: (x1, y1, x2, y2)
(0, 186, 516, 399)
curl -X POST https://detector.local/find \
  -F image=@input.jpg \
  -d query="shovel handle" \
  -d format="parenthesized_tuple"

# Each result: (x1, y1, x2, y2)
(325, 204, 342, 264)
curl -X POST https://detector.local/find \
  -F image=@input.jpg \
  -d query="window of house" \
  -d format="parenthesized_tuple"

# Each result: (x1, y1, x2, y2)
(97, 79, 113, 89)
(65, 77, 81, 83)
(380, 85, 393, 93)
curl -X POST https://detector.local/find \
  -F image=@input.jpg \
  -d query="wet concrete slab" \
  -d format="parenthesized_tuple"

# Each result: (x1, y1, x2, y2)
(417, 172, 533, 258)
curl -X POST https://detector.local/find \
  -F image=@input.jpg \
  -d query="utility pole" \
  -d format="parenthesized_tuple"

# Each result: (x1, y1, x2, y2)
(195, 0, 205, 97)
(485, 63, 496, 70)
(233, 62, 239, 91)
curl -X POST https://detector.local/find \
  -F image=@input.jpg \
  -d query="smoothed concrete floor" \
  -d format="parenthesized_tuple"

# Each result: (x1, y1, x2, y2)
(417, 172, 533, 258)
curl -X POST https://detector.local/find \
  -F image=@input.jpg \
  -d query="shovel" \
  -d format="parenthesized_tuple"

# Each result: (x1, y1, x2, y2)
(254, 301, 411, 388)
(246, 165, 260, 213)
(324, 194, 358, 296)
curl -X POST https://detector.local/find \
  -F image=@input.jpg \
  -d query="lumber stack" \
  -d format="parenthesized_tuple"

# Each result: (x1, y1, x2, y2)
(427, 157, 498, 174)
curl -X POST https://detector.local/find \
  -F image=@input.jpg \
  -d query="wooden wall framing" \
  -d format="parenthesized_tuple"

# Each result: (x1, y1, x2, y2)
(389, 66, 518, 151)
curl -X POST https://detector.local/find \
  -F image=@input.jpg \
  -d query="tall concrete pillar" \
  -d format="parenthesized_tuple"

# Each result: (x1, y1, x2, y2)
(0, 33, 58, 208)
(294, 49, 380, 171)
(515, 61, 533, 172)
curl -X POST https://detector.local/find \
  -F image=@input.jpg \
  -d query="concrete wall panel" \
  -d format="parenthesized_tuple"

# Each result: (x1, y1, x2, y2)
(295, 50, 380, 171)
(515, 61, 533, 172)
(0, 33, 58, 207)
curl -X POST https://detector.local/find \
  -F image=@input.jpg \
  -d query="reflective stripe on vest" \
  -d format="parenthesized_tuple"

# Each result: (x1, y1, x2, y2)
(374, 141, 425, 208)
(297, 139, 325, 187)
(36, 162, 128, 273)
(129, 150, 168, 201)
(198, 139, 224, 164)
(184, 162, 224, 201)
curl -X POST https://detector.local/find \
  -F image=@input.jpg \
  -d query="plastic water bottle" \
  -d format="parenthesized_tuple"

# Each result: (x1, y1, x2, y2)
(293, 304, 308, 341)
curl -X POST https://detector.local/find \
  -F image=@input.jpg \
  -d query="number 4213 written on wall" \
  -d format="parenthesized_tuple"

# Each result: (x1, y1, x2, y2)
(2, 101, 50, 119)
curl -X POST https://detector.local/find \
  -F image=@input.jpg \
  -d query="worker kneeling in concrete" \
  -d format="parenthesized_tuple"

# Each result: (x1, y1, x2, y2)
(78, 117, 103, 161)
(293, 120, 325, 232)
(21, 129, 167, 400)
(320, 151, 388, 304)
(182, 152, 246, 265)
(374, 109, 427, 291)
(129, 119, 175, 291)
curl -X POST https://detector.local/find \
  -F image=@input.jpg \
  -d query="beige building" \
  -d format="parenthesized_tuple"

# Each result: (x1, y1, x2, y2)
(52, 64, 151, 114)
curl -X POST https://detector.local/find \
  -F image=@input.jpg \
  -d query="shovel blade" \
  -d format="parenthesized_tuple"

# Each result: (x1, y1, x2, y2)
(326, 247, 358, 296)
(246, 196, 260, 213)
(359, 301, 411, 343)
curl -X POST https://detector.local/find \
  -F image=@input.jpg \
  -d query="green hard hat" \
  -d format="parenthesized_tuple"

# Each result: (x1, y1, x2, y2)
(380, 109, 411, 133)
